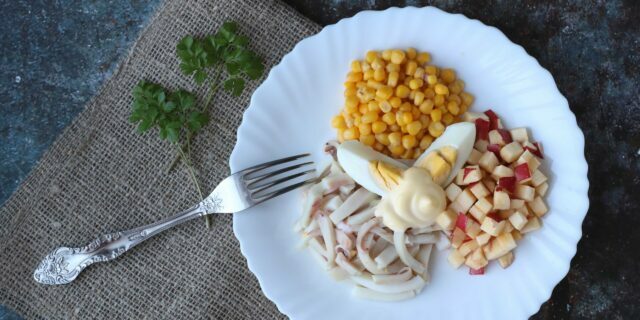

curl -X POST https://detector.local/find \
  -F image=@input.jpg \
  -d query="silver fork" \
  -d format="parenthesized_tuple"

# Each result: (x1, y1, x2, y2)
(34, 153, 316, 285)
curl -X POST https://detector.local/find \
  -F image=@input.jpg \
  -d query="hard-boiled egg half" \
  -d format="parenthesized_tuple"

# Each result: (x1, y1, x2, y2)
(337, 122, 476, 196)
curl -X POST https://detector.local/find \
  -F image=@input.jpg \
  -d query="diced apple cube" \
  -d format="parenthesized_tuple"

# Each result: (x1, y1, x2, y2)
(536, 182, 549, 197)
(498, 251, 515, 268)
(489, 130, 506, 146)
(498, 209, 515, 220)
(503, 221, 514, 233)
(509, 128, 529, 143)
(480, 216, 506, 237)
(455, 188, 477, 213)
(512, 230, 523, 241)
(462, 165, 483, 185)
(515, 185, 535, 201)
(510, 199, 525, 209)
(529, 196, 548, 217)
(448, 249, 466, 268)
(508, 210, 528, 230)
(451, 227, 466, 248)
(462, 112, 489, 123)
(476, 197, 493, 214)
(469, 181, 490, 199)
(465, 247, 488, 269)
(492, 165, 514, 180)
(474, 139, 489, 153)
(493, 190, 510, 210)
(482, 178, 496, 191)
(436, 209, 457, 231)
(517, 150, 541, 172)
(466, 220, 482, 238)
(445, 183, 463, 202)
(478, 151, 500, 173)
(459, 240, 479, 257)
(530, 170, 548, 187)
(485, 232, 517, 260)
(468, 206, 485, 222)
(500, 142, 524, 163)
(514, 163, 532, 183)
(519, 203, 531, 216)
(455, 169, 465, 185)
(521, 217, 542, 234)
(475, 232, 492, 246)
(468, 149, 483, 165)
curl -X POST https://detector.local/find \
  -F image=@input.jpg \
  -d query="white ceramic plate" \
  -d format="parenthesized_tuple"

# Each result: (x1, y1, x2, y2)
(230, 6, 588, 320)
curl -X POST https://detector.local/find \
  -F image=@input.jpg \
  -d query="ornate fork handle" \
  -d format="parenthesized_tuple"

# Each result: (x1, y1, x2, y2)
(34, 203, 207, 285)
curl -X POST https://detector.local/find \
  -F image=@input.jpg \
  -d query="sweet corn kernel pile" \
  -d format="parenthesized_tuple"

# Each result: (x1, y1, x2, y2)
(331, 48, 475, 159)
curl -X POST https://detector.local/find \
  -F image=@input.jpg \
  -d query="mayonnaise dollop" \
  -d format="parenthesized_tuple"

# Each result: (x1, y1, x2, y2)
(374, 167, 446, 232)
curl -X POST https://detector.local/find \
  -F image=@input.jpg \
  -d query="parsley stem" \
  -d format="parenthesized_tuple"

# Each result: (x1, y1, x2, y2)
(176, 144, 212, 228)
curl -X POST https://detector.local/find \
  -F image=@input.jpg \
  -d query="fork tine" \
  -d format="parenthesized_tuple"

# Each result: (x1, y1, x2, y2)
(253, 177, 318, 204)
(245, 161, 314, 187)
(239, 153, 311, 176)
(250, 169, 316, 195)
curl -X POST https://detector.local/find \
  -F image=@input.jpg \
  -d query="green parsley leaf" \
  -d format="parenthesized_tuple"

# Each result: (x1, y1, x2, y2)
(224, 77, 245, 96)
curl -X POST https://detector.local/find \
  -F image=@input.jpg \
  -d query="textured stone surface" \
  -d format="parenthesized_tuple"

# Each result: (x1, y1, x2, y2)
(1, 0, 639, 319)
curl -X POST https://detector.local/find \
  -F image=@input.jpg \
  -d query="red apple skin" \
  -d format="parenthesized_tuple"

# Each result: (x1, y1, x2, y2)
(469, 267, 485, 275)
(498, 177, 516, 193)
(497, 129, 513, 144)
(475, 118, 490, 141)
(484, 109, 500, 130)
(514, 163, 532, 182)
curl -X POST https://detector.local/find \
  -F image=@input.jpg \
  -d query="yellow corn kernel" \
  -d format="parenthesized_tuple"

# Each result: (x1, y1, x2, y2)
(352, 61, 363, 73)
(355, 81, 367, 89)
(358, 103, 369, 114)
(430, 108, 442, 122)
(435, 83, 449, 95)
(405, 60, 418, 76)
(367, 79, 384, 90)
(434, 94, 445, 107)
(371, 57, 385, 70)
(409, 90, 416, 100)
(391, 50, 406, 64)
(356, 86, 375, 103)
(419, 100, 435, 114)
(455, 79, 465, 90)
(423, 87, 435, 99)
(373, 69, 386, 82)
(449, 82, 462, 95)
(360, 134, 376, 146)
(362, 111, 379, 124)
(332, 115, 347, 129)
(440, 68, 456, 84)
(428, 121, 445, 137)
(344, 87, 357, 97)
(416, 52, 431, 65)
(382, 112, 396, 125)
(387, 71, 399, 87)
(401, 148, 415, 159)
(443, 113, 454, 125)
(390, 96, 402, 108)
(372, 121, 388, 134)
(361, 61, 371, 72)
(365, 50, 379, 63)
(395, 85, 410, 98)
(388, 132, 402, 146)
(448, 94, 461, 105)
(412, 105, 421, 118)
(374, 142, 385, 151)
(407, 48, 417, 59)
(359, 122, 371, 136)
(386, 63, 400, 73)
(407, 121, 422, 136)
(367, 101, 379, 112)
(344, 81, 356, 89)
(346, 72, 363, 82)
(375, 132, 390, 145)
(395, 111, 405, 126)
(389, 124, 400, 132)
(438, 104, 447, 112)
(419, 114, 431, 127)
(382, 49, 392, 61)
(376, 86, 393, 100)
(353, 116, 361, 127)
(414, 91, 425, 106)
(426, 74, 438, 86)
(416, 129, 425, 140)
(414, 67, 425, 79)
(389, 144, 405, 157)
(425, 65, 438, 75)
(398, 102, 411, 112)
(363, 69, 374, 81)
(345, 96, 359, 112)
(402, 135, 417, 149)
(403, 77, 412, 86)
(402, 112, 414, 125)
(400, 125, 408, 133)
(343, 127, 360, 140)
(420, 135, 434, 149)
(459, 103, 468, 115)
(379, 100, 392, 113)
(461, 92, 474, 106)
(447, 101, 460, 115)
(409, 78, 424, 90)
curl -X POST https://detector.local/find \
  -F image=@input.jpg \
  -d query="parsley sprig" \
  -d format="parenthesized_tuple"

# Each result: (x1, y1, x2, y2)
(129, 21, 264, 228)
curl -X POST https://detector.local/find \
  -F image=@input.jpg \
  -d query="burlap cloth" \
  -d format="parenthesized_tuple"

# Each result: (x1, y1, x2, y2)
(0, 0, 320, 318)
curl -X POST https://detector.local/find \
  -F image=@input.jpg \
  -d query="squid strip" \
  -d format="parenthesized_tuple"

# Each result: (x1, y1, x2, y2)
(329, 188, 376, 224)
(393, 231, 426, 275)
